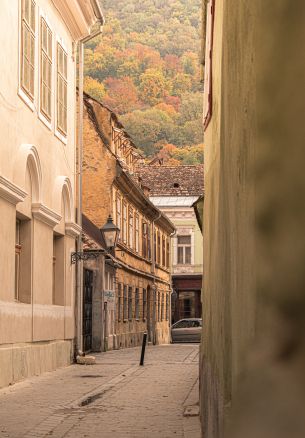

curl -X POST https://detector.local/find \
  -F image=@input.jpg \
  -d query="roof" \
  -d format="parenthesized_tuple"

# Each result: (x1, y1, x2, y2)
(150, 196, 200, 207)
(136, 165, 204, 197)
(82, 214, 106, 250)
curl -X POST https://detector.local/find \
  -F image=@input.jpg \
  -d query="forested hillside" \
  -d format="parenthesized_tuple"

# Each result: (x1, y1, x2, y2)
(84, 0, 203, 164)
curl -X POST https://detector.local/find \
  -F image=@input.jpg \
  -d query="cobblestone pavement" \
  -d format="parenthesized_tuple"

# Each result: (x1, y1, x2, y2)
(0, 344, 201, 438)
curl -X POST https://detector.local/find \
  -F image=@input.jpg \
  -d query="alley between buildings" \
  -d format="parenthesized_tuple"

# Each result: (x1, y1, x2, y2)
(0, 345, 200, 438)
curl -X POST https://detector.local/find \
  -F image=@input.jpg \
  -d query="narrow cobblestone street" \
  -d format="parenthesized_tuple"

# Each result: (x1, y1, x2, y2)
(0, 345, 200, 438)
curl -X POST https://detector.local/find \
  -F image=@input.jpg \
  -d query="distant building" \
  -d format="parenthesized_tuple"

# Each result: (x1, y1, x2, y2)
(82, 93, 175, 350)
(0, 0, 103, 388)
(136, 165, 204, 323)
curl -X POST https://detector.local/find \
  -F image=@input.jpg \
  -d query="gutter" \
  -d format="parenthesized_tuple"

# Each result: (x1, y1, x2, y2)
(75, 12, 104, 357)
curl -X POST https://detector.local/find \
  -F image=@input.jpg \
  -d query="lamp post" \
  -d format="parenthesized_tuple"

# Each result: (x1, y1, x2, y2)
(71, 215, 120, 263)
(100, 215, 120, 250)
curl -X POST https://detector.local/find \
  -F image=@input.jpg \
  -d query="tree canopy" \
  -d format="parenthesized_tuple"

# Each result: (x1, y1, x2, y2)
(84, 0, 203, 165)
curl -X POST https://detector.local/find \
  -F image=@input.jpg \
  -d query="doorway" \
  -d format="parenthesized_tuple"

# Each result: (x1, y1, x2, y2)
(83, 269, 93, 352)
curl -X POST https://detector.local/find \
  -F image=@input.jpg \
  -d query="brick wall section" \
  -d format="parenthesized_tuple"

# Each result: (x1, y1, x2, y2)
(82, 105, 116, 228)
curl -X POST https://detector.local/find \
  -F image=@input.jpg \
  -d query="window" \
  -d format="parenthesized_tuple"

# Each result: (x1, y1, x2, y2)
(142, 222, 147, 258)
(135, 288, 139, 319)
(147, 223, 151, 260)
(128, 286, 132, 320)
(135, 213, 139, 253)
(118, 284, 122, 321)
(57, 43, 67, 135)
(154, 230, 157, 263)
(128, 207, 134, 249)
(161, 293, 164, 321)
(162, 236, 166, 267)
(173, 320, 191, 329)
(14, 218, 31, 303)
(116, 193, 121, 239)
(21, 0, 36, 99)
(40, 18, 52, 120)
(166, 238, 170, 268)
(15, 220, 21, 301)
(166, 294, 169, 320)
(158, 292, 161, 321)
(112, 189, 116, 222)
(177, 235, 192, 264)
(122, 202, 127, 244)
(157, 231, 161, 264)
(123, 285, 128, 320)
(52, 234, 64, 305)
(143, 288, 147, 320)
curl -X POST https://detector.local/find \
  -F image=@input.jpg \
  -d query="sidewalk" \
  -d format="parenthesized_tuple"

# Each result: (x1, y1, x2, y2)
(0, 344, 201, 438)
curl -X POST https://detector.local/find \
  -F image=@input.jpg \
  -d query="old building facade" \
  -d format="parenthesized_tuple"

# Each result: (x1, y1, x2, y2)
(136, 165, 204, 324)
(0, 0, 102, 388)
(82, 93, 175, 350)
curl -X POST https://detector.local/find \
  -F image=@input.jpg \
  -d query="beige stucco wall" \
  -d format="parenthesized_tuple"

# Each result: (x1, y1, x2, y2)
(201, 1, 305, 437)
(0, 0, 83, 388)
(201, 0, 256, 435)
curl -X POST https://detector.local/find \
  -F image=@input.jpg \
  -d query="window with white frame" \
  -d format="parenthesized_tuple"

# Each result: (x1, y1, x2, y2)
(116, 193, 121, 239)
(40, 17, 52, 120)
(21, 0, 36, 99)
(128, 206, 134, 249)
(122, 202, 127, 244)
(135, 213, 139, 253)
(56, 43, 67, 135)
(177, 235, 192, 264)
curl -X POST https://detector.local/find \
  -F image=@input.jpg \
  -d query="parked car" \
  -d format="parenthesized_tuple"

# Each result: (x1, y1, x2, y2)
(171, 318, 202, 343)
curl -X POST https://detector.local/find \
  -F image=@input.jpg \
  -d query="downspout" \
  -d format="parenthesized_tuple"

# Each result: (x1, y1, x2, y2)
(151, 212, 161, 345)
(169, 229, 176, 329)
(76, 11, 104, 357)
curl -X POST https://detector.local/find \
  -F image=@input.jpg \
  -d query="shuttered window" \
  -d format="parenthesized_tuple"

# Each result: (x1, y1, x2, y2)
(40, 18, 52, 120)
(57, 43, 67, 135)
(21, 0, 35, 99)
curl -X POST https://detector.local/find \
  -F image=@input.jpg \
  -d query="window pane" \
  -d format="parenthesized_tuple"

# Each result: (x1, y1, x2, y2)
(185, 246, 191, 264)
(178, 235, 191, 245)
(178, 246, 184, 264)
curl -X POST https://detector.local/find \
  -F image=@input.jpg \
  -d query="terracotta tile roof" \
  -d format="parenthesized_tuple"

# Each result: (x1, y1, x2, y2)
(136, 165, 204, 197)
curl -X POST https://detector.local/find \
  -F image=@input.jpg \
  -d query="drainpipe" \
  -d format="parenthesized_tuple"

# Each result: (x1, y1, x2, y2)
(151, 212, 161, 345)
(76, 8, 104, 357)
(169, 230, 176, 328)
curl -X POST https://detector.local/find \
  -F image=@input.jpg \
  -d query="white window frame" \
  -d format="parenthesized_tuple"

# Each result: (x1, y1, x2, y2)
(177, 235, 192, 265)
(55, 36, 68, 144)
(135, 213, 139, 253)
(38, 10, 53, 130)
(18, 0, 37, 112)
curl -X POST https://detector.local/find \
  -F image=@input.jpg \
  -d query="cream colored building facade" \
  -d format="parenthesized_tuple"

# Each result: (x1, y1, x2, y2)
(0, 0, 102, 388)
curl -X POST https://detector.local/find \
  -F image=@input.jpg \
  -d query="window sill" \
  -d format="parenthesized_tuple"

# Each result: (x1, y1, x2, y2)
(55, 128, 68, 145)
(38, 111, 52, 131)
(18, 87, 35, 112)
(123, 319, 128, 323)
